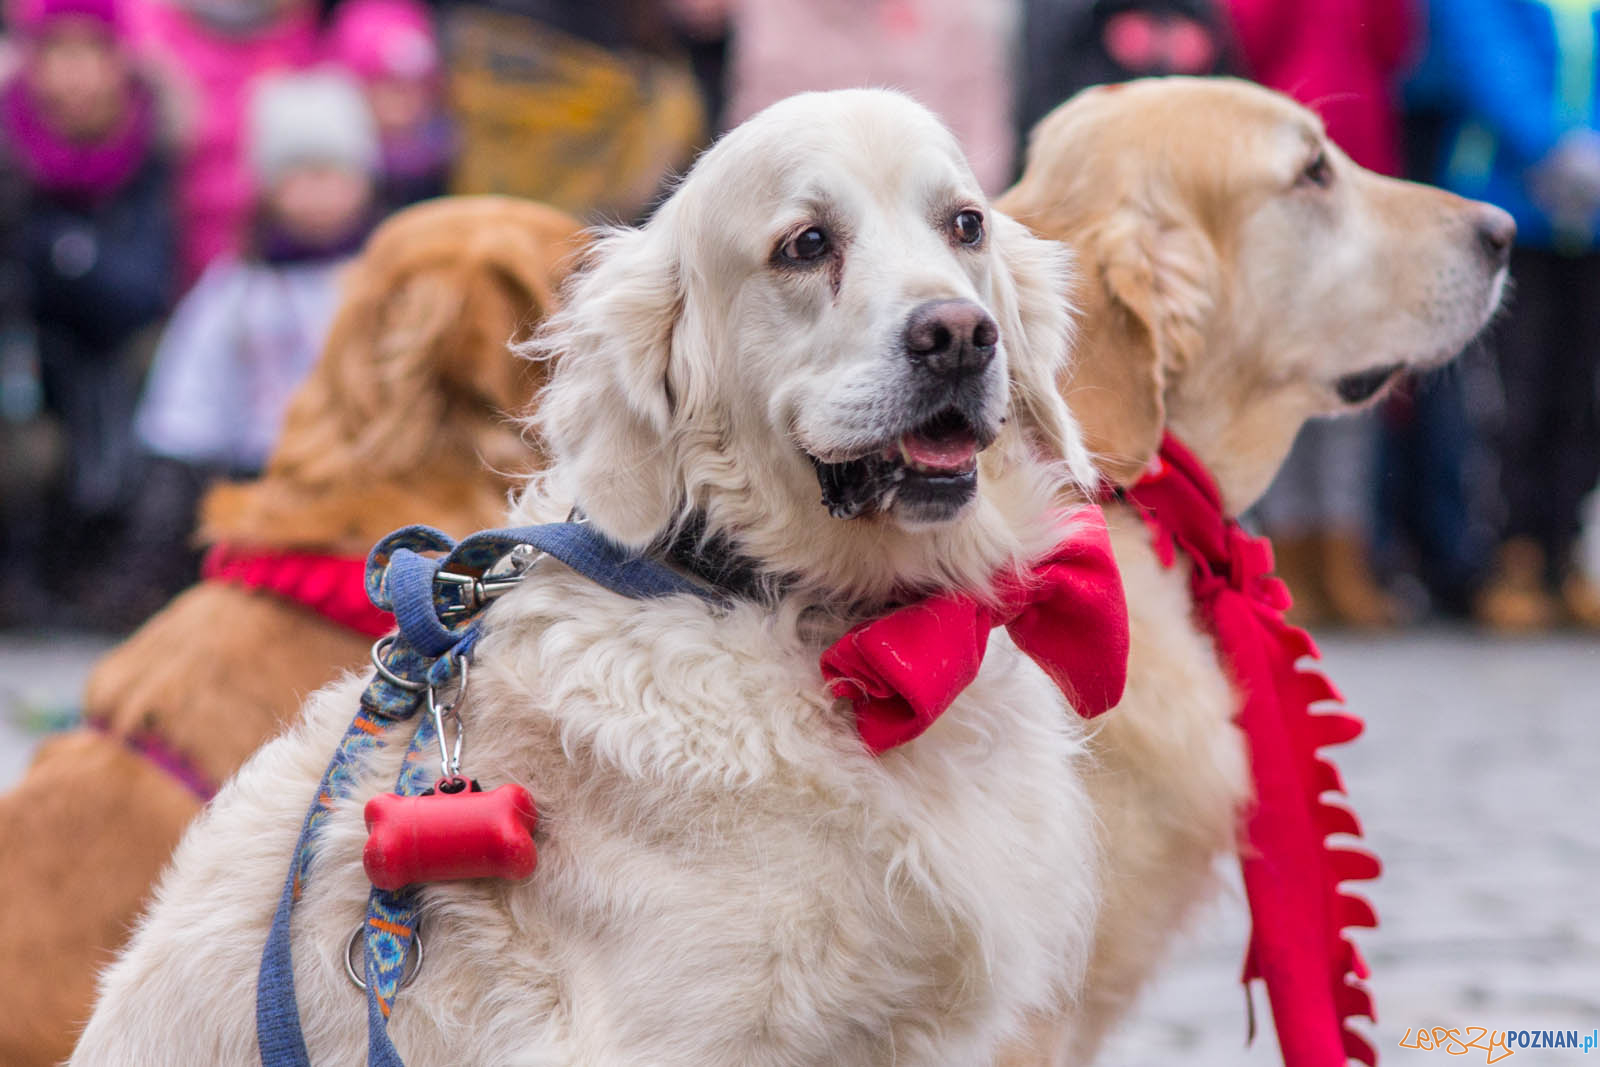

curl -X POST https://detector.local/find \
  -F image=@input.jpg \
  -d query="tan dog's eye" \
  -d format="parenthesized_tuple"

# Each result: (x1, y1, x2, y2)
(779, 226, 831, 264)
(1298, 151, 1333, 189)
(952, 209, 985, 246)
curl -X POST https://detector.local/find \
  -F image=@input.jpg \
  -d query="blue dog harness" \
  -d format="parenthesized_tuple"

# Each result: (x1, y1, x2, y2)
(256, 520, 720, 1067)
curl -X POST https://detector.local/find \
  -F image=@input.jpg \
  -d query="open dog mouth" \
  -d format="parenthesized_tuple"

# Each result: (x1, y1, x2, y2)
(809, 407, 992, 522)
(1334, 363, 1405, 405)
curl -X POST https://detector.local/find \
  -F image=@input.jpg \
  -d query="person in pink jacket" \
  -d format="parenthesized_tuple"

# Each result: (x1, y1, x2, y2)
(326, 0, 452, 212)
(128, 0, 320, 286)
(674, 0, 1019, 194)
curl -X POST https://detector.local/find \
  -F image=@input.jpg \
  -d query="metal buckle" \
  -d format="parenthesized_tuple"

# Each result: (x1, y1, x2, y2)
(435, 544, 542, 623)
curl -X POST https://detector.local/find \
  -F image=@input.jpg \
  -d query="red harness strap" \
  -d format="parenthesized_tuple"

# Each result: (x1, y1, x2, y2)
(104, 546, 396, 801)
(821, 505, 1130, 753)
(1118, 433, 1380, 1067)
(202, 544, 396, 639)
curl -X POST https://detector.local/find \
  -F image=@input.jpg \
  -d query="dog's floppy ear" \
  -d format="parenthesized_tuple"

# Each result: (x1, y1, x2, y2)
(251, 260, 474, 487)
(260, 209, 582, 481)
(202, 201, 587, 549)
(531, 221, 684, 550)
(438, 213, 588, 421)
(1000, 98, 1220, 487)
(1057, 202, 1218, 486)
(987, 211, 1096, 490)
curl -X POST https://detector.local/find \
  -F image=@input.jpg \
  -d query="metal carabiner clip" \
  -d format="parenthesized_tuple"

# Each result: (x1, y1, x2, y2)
(426, 654, 469, 779)
(435, 543, 543, 622)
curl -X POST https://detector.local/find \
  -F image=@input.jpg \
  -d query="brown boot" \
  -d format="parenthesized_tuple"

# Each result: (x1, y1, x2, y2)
(1475, 538, 1558, 632)
(1319, 530, 1401, 629)
(1270, 534, 1330, 628)
(1559, 566, 1600, 629)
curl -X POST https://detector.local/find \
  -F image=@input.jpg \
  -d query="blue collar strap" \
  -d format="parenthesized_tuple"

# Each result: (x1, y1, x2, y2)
(257, 520, 720, 1067)
(373, 521, 724, 660)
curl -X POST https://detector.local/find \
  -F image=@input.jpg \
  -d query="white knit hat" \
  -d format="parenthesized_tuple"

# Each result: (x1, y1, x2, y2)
(248, 70, 381, 186)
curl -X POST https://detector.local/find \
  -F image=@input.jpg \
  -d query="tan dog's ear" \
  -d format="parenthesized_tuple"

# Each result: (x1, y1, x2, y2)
(267, 211, 586, 483)
(531, 221, 684, 550)
(258, 262, 451, 486)
(202, 200, 586, 549)
(438, 222, 584, 420)
(1061, 204, 1217, 486)
(987, 211, 1096, 490)
(285, 263, 509, 478)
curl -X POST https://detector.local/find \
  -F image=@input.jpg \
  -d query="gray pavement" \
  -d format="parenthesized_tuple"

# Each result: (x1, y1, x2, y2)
(0, 629, 114, 783)
(1, 626, 1596, 1062)
(1100, 629, 1600, 1065)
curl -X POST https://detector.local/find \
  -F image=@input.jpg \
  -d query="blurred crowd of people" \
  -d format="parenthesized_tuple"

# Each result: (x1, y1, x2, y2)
(0, 0, 1596, 635)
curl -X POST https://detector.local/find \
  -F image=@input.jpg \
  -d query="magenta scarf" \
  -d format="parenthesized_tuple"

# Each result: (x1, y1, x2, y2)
(1, 74, 155, 201)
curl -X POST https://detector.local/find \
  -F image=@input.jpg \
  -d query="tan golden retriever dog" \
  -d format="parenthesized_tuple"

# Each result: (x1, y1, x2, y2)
(993, 78, 1511, 1061)
(73, 89, 1105, 1066)
(0, 197, 585, 1067)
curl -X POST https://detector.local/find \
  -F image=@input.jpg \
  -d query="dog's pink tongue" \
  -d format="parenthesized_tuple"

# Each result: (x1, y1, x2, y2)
(900, 428, 978, 471)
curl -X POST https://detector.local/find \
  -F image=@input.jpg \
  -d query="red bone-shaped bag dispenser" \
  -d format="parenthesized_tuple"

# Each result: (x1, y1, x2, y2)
(363, 779, 539, 891)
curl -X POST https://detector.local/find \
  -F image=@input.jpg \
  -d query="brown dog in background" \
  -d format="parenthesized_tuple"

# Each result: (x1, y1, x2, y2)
(0, 196, 585, 1066)
(993, 78, 1510, 1061)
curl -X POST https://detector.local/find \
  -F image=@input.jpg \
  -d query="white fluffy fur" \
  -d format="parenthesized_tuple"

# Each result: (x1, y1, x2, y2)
(72, 90, 1105, 1066)
(524, 92, 1093, 604)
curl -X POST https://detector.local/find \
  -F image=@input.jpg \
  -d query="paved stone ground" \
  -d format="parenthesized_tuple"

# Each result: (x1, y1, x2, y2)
(0, 629, 114, 783)
(1, 626, 1596, 1062)
(1099, 629, 1600, 1065)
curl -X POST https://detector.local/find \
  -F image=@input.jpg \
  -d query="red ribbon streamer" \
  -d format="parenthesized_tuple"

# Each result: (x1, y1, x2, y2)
(1119, 433, 1381, 1067)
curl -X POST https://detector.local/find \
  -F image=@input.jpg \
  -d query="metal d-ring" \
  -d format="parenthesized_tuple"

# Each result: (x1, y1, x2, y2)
(345, 923, 423, 991)
(369, 635, 427, 692)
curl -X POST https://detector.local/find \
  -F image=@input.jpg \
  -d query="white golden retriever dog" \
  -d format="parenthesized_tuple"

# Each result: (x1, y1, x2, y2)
(73, 90, 1105, 1066)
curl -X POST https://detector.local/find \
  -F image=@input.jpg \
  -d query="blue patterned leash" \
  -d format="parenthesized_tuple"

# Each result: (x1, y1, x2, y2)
(257, 521, 719, 1067)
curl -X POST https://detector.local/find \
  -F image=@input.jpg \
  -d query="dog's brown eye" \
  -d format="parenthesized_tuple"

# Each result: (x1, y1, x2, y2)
(1299, 151, 1332, 189)
(953, 209, 985, 246)
(781, 227, 830, 263)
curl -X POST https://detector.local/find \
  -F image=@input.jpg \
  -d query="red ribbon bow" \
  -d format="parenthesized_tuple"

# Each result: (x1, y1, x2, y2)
(203, 545, 397, 638)
(1120, 433, 1382, 1067)
(821, 506, 1130, 754)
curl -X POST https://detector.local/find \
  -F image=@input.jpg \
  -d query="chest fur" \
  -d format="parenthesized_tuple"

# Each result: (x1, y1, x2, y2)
(383, 581, 1101, 1064)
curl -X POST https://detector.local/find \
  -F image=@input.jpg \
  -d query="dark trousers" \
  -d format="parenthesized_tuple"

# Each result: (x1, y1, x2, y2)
(1494, 247, 1600, 568)
(1377, 363, 1497, 616)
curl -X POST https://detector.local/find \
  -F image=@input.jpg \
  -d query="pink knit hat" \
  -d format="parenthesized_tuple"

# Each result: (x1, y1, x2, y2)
(326, 0, 438, 82)
(11, 0, 122, 36)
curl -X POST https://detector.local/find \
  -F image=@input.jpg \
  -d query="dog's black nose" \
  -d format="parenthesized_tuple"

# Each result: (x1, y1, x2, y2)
(1475, 204, 1515, 266)
(903, 300, 998, 379)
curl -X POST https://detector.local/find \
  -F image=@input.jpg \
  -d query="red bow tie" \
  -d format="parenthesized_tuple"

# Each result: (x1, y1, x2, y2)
(820, 506, 1130, 754)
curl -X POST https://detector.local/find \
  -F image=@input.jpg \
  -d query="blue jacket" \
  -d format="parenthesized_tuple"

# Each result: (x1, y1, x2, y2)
(1413, 0, 1600, 249)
